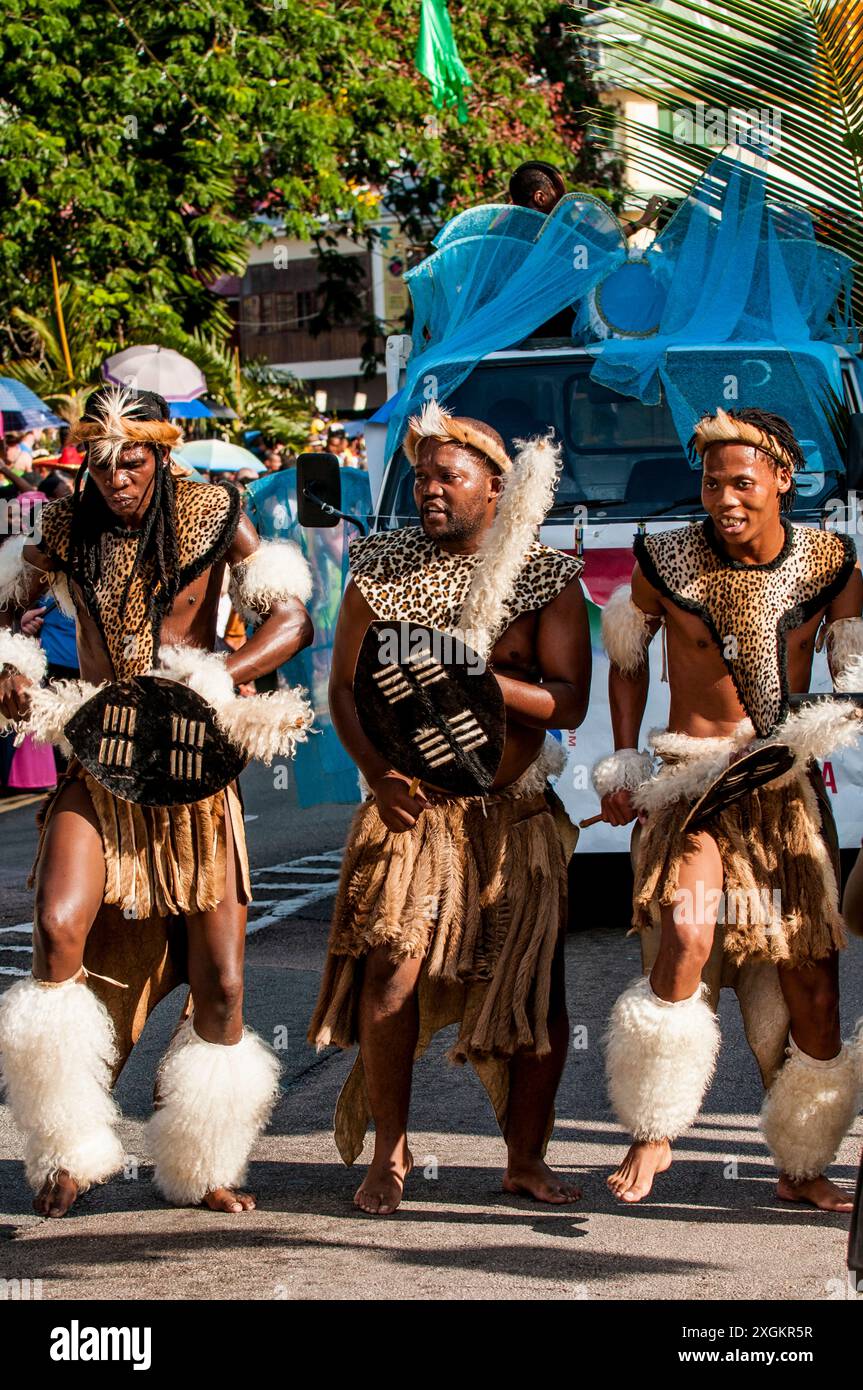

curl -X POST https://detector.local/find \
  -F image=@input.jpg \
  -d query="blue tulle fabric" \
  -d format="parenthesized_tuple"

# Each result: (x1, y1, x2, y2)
(387, 153, 857, 476)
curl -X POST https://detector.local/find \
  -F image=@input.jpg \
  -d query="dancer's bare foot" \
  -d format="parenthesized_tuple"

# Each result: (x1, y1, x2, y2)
(203, 1187, 257, 1213)
(354, 1142, 413, 1215)
(503, 1157, 581, 1204)
(33, 1170, 80, 1218)
(776, 1173, 853, 1212)
(607, 1139, 672, 1203)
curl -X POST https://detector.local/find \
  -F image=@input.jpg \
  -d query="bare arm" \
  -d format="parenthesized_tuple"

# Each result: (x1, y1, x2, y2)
(221, 515, 313, 685)
(824, 561, 863, 685)
(329, 579, 428, 832)
(492, 577, 591, 729)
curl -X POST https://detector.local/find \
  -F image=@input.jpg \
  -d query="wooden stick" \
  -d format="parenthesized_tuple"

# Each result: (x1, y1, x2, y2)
(578, 813, 603, 828)
(408, 776, 421, 798)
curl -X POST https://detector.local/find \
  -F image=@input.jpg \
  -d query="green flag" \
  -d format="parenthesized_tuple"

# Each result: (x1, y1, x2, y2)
(415, 0, 472, 125)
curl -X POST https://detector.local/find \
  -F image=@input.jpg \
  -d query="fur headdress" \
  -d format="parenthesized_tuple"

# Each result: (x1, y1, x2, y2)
(691, 407, 796, 471)
(403, 401, 565, 656)
(404, 400, 511, 474)
(69, 386, 183, 470)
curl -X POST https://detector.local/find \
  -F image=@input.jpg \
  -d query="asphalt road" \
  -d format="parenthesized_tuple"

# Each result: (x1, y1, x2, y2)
(0, 764, 861, 1302)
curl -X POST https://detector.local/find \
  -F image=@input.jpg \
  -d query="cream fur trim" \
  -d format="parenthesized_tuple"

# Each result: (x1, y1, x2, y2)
(49, 571, 76, 620)
(455, 432, 562, 658)
(69, 385, 182, 468)
(154, 644, 314, 765)
(147, 1019, 281, 1205)
(601, 586, 653, 674)
(0, 975, 124, 1192)
(21, 679, 104, 755)
(634, 704, 863, 813)
(404, 399, 511, 473)
(605, 976, 720, 1141)
(592, 748, 653, 796)
(760, 1039, 862, 1181)
(0, 533, 42, 611)
(0, 627, 47, 686)
(228, 540, 313, 626)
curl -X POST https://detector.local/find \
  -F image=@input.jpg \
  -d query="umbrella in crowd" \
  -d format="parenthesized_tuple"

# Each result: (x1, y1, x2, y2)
(174, 439, 265, 474)
(0, 377, 65, 433)
(103, 346, 207, 401)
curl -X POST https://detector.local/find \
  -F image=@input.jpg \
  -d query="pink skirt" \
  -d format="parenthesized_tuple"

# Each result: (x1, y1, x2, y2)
(8, 734, 56, 790)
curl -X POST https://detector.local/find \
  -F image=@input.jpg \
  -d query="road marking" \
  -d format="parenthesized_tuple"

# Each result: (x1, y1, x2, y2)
(0, 793, 45, 815)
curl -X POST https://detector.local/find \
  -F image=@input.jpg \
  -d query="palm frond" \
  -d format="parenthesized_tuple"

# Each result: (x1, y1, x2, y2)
(583, 0, 863, 318)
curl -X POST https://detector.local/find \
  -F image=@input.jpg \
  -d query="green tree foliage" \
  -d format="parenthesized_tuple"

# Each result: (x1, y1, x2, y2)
(0, 0, 616, 367)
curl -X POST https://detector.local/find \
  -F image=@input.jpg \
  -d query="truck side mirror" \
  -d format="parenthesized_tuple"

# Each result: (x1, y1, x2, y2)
(297, 452, 342, 527)
(847, 414, 863, 494)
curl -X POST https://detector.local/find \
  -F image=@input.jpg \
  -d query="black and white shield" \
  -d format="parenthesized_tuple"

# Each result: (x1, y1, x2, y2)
(65, 676, 249, 806)
(353, 621, 505, 796)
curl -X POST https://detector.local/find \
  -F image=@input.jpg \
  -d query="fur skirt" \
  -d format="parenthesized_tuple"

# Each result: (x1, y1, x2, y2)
(633, 756, 845, 968)
(30, 760, 251, 920)
(308, 785, 570, 1163)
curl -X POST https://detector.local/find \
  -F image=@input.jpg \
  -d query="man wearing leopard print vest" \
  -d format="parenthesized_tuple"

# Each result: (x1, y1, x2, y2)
(0, 386, 314, 1217)
(308, 400, 591, 1214)
(597, 406, 863, 1210)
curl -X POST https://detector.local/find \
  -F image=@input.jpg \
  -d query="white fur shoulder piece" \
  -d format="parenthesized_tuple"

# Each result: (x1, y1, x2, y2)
(601, 585, 654, 675)
(229, 540, 312, 626)
(0, 534, 42, 611)
(0, 628, 47, 686)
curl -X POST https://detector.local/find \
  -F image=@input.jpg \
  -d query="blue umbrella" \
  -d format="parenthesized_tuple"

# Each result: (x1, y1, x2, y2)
(0, 377, 65, 431)
(168, 398, 214, 419)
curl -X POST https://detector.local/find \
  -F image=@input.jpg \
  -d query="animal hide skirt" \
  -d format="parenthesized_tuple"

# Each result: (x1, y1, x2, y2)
(30, 759, 252, 920)
(308, 785, 573, 1164)
(632, 739, 845, 969)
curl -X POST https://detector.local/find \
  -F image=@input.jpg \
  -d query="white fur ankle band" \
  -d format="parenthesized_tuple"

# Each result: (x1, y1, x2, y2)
(147, 1018, 281, 1205)
(760, 1039, 862, 1180)
(605, 975, 720, 1142)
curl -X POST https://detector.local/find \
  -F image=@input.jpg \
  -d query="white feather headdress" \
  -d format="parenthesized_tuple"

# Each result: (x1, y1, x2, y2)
(69, 386, 183, 470)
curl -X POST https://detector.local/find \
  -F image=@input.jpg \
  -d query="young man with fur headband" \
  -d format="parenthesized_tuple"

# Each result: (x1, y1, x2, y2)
(308, 400, 591, 1214)
(596, 406, 863, 1211)
(0, 386, 314, 1217)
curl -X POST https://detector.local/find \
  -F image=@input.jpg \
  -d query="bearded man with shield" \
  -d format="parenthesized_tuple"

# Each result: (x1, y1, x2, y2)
(308, 400, 591, 1215)
(0, 386, 314, 1217)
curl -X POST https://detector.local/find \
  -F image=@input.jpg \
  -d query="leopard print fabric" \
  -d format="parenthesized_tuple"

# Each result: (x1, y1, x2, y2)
(349, 525, 583, 638)
(37, 479, 241, 680)
(636, 519, 856, 736)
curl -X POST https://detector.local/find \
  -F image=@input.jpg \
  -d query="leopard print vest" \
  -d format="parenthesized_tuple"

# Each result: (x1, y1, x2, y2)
(349, 526, 583, 642)
(37, 478, 241, 680)
(635, 519, 856, 736)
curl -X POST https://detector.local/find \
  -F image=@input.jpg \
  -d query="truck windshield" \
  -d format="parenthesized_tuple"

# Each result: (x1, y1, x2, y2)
(380, 358, 840, 522)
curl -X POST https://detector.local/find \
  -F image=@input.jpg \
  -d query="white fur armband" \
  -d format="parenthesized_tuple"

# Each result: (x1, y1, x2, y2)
(825, 616, 863, 693)
(228, 540, 312, 627)
(592, 747, 653, 796)
(601, 586, 654, 675)
(0, 628, 47, 686)
(0, 534, 44, 611)
(155, 644, 315, 764)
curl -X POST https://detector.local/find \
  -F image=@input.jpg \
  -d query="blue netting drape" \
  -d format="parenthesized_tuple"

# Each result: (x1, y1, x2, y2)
(389, 153, 857, 478)
(386, 193, 628, 463)
(244, 466, 371, 807)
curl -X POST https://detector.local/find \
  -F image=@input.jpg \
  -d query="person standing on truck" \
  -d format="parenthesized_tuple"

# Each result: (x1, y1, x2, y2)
(309, 400, 591, 1215)
(595, 406, 863, 1211)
